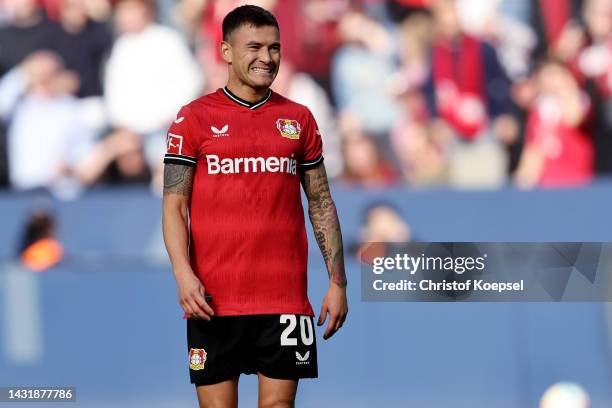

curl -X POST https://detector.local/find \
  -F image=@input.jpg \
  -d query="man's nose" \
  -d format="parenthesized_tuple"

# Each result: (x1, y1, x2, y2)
(258, 48, 272, 64)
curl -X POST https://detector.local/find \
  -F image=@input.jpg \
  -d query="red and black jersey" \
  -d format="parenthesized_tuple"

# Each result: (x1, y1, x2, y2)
(164, 87, 323, 316)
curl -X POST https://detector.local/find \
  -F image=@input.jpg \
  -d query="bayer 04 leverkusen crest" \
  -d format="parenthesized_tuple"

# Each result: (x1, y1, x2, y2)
(189, 348, 207, 370)
(276, 119, 301, 140)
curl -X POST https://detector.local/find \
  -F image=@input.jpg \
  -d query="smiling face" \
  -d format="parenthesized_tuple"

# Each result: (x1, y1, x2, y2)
(221, 23, 281, 92)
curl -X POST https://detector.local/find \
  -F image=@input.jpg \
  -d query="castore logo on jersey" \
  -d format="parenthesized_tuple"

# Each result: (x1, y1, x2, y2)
(211, 125, 230, 137)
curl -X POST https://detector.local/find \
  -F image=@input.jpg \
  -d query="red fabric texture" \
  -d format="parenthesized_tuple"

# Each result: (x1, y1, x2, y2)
(539, 0, 571, 47)
(432, 34, 487, 139)
(525, 99, 594, 187)
(165, 89, 323, 316)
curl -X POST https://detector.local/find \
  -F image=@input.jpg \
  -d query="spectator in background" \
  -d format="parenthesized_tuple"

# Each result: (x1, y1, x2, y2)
(424, 0, 515, 188)
(0, 0, 58, 76)
(0, 0, 607, 192)
(294, 0, 346, 100)
(173, 0, 207, 43)
(530, 0, 585, 65)
(578, 0, 612, 174)
(77, 128, 152, 185)
(515, 59, 594, 189)
(103, 0, 203, 189)
(339, 122, 398, 187)
(450, 0, 531, 174)
(391, 121, 448, 186)
(43, 0, 113, 138)
(331, 9, 402, 137)
(351, 202, 412, 262)
(19, 207, 64, 271)
(390, 11, 449, 186)
(273, 61, 343, 178)
(456, 0, 536, 81)
(48, 0, 112, 99)
(38, 0, 112, 22)
(361, 202, 411, 243)
(0, 51, 95, 191)
(0, 0, 61, 186)
(394, 11, 431, 97)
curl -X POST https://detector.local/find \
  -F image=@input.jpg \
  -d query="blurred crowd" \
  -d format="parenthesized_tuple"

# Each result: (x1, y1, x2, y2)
(0, 0, 611, 194)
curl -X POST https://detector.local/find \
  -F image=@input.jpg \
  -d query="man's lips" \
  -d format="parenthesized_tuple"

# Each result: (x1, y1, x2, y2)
(250, 66, 274, 74)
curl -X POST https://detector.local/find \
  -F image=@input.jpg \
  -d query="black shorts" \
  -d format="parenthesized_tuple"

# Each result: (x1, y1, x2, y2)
(187, 314, 318, 385)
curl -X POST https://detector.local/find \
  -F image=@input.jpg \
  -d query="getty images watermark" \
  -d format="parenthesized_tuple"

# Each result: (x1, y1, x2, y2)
(371, 252, 524, 293)
(360, 243, 612, 301)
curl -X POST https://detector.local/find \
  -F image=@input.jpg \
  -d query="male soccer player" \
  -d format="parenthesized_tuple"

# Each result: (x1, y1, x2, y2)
(162, 5, 348, 408)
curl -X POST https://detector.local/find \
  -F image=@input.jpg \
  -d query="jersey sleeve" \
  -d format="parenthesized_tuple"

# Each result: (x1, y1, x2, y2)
(163, 105, 200, 167)
(301, 110, 324, 169)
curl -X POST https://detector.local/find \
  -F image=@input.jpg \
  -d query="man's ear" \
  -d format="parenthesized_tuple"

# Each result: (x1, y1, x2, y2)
(220, 41, 232, 64)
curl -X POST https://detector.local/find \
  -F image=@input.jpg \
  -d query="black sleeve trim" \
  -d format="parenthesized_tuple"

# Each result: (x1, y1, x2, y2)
(300, 155, 324, 169)
(163, 154, 197, 167)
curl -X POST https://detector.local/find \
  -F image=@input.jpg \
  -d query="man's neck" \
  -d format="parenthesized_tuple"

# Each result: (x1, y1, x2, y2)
(225, 81, 269, 103)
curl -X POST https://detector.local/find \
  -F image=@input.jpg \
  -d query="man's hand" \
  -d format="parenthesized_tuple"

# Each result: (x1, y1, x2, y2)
(318, 284, 348, 340)
(174, 265, 214, 321)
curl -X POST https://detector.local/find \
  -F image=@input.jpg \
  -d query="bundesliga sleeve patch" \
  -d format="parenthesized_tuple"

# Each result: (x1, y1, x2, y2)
(164, 132, 197, 166)
(164, 106, 199, 166)
(189, 348, 207, 370)
(166, 133, 184, 155)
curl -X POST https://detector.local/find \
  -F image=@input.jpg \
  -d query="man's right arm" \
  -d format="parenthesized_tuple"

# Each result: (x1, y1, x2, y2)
(162, 164, 214, 320)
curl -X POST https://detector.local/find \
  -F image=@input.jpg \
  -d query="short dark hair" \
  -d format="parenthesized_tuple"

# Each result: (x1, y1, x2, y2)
(222, 5, 279, 41)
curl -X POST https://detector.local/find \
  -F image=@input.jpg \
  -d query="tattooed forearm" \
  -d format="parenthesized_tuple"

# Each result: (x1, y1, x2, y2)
(163, 164, 195, 196)
(301, 164, 347, 288)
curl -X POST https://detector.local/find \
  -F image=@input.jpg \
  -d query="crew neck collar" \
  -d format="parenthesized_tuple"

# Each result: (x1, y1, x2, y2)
(222, 87, 272, 110)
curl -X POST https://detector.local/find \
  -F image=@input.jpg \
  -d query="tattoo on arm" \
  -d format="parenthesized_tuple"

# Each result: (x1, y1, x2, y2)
(301, 164, 347, 288)
(163, 164, 195, 196)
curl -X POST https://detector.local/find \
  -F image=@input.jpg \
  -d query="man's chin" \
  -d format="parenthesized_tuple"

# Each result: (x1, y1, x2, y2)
(247, 75, 275, 89)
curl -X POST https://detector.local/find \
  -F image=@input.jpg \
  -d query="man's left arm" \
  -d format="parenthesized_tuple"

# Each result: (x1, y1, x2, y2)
(301, 163, 348, 340)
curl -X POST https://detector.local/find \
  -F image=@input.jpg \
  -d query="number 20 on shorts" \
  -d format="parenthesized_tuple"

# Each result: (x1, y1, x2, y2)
(280, 315, 314, 346)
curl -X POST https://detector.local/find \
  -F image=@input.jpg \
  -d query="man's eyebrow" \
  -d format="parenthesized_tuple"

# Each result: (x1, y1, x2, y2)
(245, 41, 281, 48)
